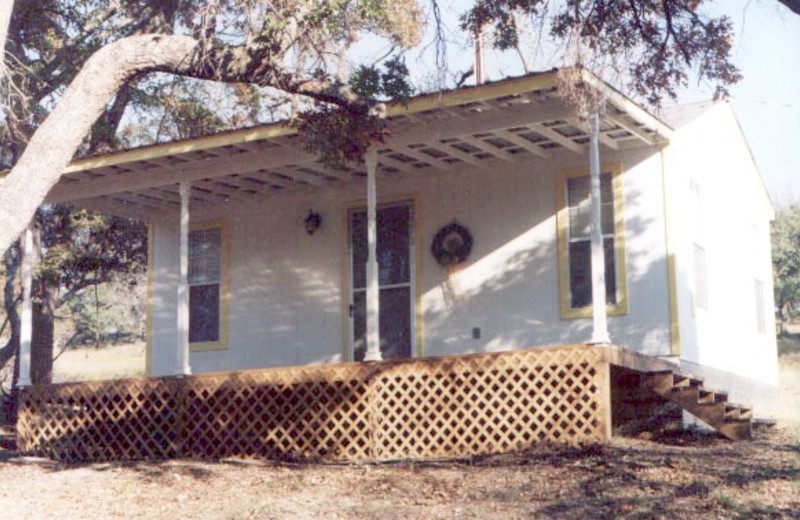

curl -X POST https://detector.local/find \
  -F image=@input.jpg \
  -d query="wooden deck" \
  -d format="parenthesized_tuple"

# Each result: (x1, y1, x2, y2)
(15, 344, 753, 463)
(17, 344, 611, 463)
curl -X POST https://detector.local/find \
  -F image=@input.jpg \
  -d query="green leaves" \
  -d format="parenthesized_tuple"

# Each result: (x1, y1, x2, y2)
(350, 56, 413, 104)
(461, 0, 741, 107)
(773, 203, 800, 332)
(296, 104, 385, 170)
(297, 55, 414, 169)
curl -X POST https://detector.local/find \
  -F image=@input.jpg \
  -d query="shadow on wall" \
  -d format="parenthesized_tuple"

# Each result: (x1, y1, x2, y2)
(420, 168, 667, 357)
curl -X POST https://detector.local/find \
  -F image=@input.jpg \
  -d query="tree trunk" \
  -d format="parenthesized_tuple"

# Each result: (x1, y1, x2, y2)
(0, 243, 20, 370)
(0, 34, 202, 255)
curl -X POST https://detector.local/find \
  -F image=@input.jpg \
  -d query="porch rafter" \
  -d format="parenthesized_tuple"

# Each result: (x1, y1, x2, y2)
(45, 71, 672, 212)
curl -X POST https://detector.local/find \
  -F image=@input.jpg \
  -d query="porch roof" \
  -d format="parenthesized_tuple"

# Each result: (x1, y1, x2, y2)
(46, 69, 672, 218)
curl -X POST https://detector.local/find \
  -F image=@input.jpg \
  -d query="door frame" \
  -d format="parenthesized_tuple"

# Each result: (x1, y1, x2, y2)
(342, 195, 423, 361)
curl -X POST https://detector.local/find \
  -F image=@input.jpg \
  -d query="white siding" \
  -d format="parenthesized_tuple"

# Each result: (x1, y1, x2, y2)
(665, 102, 779, 389)
(148, 145, 672, 375)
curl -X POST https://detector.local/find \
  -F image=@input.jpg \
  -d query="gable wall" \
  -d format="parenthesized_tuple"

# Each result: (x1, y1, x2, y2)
(664, 103, 778, 389)
(147, 145, 672, 376)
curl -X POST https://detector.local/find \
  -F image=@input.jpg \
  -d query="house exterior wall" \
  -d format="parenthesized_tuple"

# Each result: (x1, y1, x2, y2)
(147, 145, 673, 377)
(664, 102, 779, 414)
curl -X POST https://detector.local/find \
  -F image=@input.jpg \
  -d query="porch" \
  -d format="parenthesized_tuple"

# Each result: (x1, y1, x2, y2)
(16, 344, 753, 463)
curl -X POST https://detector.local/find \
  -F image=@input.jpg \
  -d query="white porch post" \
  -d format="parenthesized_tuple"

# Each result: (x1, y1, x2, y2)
(589, 111, 610, 345)
(176, 181, 192, 375)
(18, 224, 34, 387)
(364, 149, 382, 361)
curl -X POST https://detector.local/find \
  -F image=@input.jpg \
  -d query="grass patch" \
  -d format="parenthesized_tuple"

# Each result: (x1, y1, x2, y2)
(778, 336, 800, 356)
(710, 490, 742, 511)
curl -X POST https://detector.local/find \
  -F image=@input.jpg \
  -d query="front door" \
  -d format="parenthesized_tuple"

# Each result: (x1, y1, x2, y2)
(349, 202, 415, 361)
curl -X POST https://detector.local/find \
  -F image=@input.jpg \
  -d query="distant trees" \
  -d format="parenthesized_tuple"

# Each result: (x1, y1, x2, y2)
(0, 209, 146, 386)
(773, 203, 800, 335)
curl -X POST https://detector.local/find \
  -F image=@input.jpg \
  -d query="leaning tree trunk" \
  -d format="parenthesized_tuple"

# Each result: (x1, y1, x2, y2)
(0, 34, 202, 255)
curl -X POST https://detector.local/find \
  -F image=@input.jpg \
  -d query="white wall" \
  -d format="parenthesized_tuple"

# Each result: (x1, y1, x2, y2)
(148, 143, 673, 376)
(665, 102, 779, 388)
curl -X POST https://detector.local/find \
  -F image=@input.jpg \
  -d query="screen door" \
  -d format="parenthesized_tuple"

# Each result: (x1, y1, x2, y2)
(349, 202, 414, 361)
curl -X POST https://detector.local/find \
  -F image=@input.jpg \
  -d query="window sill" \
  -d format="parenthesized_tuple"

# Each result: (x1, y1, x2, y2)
(190, 340, 228, 353)
(560, 301, 629, 320)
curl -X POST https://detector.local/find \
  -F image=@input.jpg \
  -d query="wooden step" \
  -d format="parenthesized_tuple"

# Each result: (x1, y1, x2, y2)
(672, 373, 703, 389)
(0, 427, 16, 451)
(621, 365, 754, 441)
(642, 370, 675, 394)
(717, 419, 752, 441)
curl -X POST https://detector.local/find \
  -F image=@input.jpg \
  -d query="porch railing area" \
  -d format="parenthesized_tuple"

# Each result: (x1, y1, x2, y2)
(16, 344, 611, 463)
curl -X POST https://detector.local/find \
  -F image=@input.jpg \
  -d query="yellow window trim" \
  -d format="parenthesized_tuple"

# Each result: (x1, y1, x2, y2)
(189, 219, 230, 353)
(341, 194, 424, 362)
(556, 164, 629, 320)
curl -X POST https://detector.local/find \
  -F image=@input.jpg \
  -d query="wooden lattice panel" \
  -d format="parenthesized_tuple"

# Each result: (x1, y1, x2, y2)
(17, 344, 610, 463)
(17, 377, 180, 462)
(181, 363, 376, 461)
(370, 346, 608, 460)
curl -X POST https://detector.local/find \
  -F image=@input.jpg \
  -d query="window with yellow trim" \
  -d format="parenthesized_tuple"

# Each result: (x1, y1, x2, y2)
(558, 169, 627, 319)
(189, 227, 222, 344)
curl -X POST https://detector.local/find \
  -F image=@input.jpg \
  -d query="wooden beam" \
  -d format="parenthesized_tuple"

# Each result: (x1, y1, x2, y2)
(364, 150, 381, 361)
(375, 153, 417, 174)
(602, 112, 657, 145)
(570, 119, 619, 151)
(579, 69, 673, 139)
(18, 224, 33, 387)
(494, 129, 548, 158)
(50, 99, 576, 204)
(391, 145, 454, 171)
(177, 182, 191, 376)
(530, 123, 585, 154)
(428, 141, 486, 166)
(456, 135, 517, 163)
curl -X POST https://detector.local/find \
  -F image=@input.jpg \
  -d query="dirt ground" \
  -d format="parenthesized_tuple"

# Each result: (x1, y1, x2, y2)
(0, 426, 797, 519)
(0, 350, 797, 520)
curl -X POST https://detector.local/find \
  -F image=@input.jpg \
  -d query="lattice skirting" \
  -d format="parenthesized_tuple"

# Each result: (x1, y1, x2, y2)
(17, 344, 611, 463)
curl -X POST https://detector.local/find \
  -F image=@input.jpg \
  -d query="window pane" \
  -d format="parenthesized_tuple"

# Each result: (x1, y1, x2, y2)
(694, 244, 708, 310)
(190, 284, 220, 343)
(351, 212, 367, 290)
(377, 205, 410, 286)
(754, 279, 765, 335)
(568, 238, 617, 309)
(189, 228, 221, 284)
(352, 287, 412, 361)
(567, 173, 614, 239)
(379, 287, 412, 360)
(351, 205, 411, 289)
(567, 177, 591, 239)
(353, 291, 367, 362)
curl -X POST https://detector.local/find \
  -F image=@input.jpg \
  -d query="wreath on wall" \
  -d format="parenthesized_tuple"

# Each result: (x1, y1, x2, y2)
(431, 221, 473, 267)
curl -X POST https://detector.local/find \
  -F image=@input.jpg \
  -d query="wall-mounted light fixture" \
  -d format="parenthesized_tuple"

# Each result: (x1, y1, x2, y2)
(304, 210, 322, 235)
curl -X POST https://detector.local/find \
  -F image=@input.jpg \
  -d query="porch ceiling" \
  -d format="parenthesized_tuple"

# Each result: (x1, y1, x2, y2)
(46, 71, 672, 218)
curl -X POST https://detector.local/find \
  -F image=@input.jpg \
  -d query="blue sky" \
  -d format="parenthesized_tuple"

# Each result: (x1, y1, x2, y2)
(351, 0, 800, 206)
(699, 1, 800, 207)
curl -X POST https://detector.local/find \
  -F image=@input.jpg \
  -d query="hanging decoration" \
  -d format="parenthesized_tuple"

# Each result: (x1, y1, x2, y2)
(431, 221, 473, 267)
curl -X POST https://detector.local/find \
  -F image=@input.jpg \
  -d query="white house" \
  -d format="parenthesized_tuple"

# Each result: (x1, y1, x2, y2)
(36, 70, 780, 419)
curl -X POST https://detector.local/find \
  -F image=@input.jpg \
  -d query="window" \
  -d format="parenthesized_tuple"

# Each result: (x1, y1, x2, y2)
(754, 279, 766, 335)
(693, 244, 708, 311)
(557, 168, 627, 319)
(690, 180, 708, 313)
(188, 225, 227, 349)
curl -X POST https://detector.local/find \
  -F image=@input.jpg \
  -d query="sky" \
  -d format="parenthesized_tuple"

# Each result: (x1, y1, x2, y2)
(698, 1, 800, 207)
(351, 0, 800, 207)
